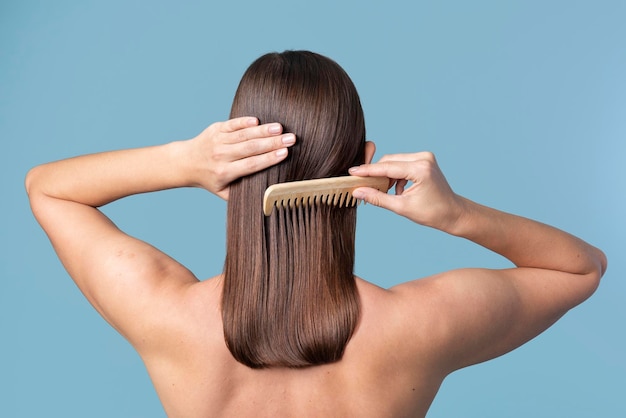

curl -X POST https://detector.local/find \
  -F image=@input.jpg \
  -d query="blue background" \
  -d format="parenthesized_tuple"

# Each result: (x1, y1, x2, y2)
(2, 1, 624, 416)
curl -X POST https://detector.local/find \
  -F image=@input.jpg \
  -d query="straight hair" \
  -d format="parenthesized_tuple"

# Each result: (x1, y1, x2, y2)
(223, 51, 366, 368)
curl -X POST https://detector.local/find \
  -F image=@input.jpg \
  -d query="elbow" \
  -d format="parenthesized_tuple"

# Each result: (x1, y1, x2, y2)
(595, 247, 608, 281)
(25, 165, 42, 198)
(25, 164, 51, 201)
(25, 165, 49, 215)
(585, 247, 607, 298)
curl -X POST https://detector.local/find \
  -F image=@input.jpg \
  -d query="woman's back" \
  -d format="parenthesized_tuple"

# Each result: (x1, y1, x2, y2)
(142, 276, 444, 418)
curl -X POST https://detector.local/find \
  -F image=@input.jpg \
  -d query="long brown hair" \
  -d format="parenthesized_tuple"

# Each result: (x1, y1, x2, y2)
(223, 51, 365, 368)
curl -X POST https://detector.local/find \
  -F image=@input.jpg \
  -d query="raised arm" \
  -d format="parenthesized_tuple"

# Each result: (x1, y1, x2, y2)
(25, 117, 295, 346)
(350, 152, 606, 371)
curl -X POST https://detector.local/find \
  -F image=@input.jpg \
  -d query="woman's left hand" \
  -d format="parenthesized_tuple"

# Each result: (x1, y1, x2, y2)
(187, 117, 296, 199)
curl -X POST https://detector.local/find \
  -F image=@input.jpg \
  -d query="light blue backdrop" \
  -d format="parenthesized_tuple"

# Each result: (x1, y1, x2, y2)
(2, 1, 624, 416)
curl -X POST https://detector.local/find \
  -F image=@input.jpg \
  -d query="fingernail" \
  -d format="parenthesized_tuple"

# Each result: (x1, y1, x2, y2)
(276, 148, 288, 157)
(269, 124, 282, 134)
(348, 166, 360, 173)
(352, 189, 365, 199)
(247, 117, 258, 126)
(282, 134, 295, 145)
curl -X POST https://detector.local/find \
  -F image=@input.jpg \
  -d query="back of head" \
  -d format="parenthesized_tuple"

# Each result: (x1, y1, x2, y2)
(223, 50, 365, 368)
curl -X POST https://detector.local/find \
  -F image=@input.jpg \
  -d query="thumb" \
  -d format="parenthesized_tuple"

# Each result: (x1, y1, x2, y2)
(353, 187, 395, 211)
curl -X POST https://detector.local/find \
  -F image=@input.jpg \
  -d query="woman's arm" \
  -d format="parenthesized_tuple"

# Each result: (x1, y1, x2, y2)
(350, 152, 607, 370)
(25, 117, 295, 346)
(26, 117, 295, 204)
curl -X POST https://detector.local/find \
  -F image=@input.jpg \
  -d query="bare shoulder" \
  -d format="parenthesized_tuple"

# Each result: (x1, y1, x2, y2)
(353, 276, 450, 365)
(354, 270, 507, 381)
(382, 266, 590, 373)
(134, 275, 223, 358)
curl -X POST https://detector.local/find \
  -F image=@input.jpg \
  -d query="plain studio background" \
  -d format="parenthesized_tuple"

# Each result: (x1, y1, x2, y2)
(1, 1, 624, 416)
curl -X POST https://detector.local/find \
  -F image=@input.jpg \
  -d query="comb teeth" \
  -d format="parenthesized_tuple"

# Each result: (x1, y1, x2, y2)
(273, 193, 358, 212)
(262, 176, 388, 216)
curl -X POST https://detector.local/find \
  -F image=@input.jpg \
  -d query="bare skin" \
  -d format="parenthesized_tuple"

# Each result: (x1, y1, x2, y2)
(26, 117, 606, 417)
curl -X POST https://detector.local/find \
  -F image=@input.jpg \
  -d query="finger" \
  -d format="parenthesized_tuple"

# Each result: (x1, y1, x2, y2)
(228, 133, 296, 161)
(221, 117, 259, 133)
(395, 179, 408, 195)
(223, 122, 285, 144)
(349, 161, 415, 181)
(352, 187, 402, 213)
(377, 151, 435, 163)
(226, 148, 290, 180)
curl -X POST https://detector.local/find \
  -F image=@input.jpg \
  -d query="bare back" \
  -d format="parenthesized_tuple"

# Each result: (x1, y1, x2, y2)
(141, 276, 447, 418)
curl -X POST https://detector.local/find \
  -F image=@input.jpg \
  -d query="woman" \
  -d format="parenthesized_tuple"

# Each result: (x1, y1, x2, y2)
(26, 51, 606, 417)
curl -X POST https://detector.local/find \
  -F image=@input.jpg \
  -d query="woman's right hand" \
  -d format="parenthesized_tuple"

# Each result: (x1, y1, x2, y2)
(349, 152, 466, 234)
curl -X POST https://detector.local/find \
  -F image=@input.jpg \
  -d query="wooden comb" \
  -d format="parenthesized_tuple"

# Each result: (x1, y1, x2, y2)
(262, 176, 388, 216)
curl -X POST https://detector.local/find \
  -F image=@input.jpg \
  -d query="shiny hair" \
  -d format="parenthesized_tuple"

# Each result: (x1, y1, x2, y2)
(222, 51, 365, 368)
